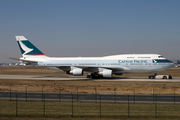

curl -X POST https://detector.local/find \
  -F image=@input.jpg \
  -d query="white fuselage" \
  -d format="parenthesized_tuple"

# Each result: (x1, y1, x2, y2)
(20, 54, 174, 74)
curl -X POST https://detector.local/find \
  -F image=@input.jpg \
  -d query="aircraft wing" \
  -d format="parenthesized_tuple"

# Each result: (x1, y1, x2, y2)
(75, 66, 126, 72)
(40, 65, 125, 74)
(102, 67, 125, 71)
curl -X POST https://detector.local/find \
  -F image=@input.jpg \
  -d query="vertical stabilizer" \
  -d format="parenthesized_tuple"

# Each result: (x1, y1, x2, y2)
(15, 36, 45, 57)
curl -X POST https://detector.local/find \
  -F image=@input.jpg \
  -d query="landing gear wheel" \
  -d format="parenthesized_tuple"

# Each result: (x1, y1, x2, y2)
(150, 75, 154, 79)
(91, 75, 95, 79)
(86, 75, 93, 78)
(163, 76, 167, 79)
(87, 74, 104, 79)
(99, 76, 104, 79)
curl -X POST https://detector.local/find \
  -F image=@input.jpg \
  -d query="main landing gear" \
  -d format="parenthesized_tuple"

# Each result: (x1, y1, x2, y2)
(86, 74, 104, 79)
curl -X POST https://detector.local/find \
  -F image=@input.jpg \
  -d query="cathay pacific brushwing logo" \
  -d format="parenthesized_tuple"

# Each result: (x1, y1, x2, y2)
(153, 59, 157, 63)
(18, 38, 33, 55)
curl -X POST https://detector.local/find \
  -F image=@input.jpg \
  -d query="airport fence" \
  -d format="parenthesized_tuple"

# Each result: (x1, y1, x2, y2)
(1, 91, 180, 118)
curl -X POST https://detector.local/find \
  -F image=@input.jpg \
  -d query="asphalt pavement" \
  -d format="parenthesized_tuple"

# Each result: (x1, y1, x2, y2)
(0, 91, 179, 103)
(1, 74, 180, 82)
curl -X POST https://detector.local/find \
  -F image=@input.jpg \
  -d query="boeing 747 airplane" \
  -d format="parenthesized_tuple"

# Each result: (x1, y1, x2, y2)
(10, 36, 174, 79)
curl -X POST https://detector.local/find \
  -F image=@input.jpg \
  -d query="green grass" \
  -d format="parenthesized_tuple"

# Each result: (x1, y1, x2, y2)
(1, 100, 180, 119)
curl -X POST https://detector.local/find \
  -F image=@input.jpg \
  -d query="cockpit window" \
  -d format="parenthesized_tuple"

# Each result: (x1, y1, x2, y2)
(158, 56, 163, 58)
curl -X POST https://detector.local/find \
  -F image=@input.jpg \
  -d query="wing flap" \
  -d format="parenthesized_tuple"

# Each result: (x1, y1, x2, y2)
(75, 66, 125, 72)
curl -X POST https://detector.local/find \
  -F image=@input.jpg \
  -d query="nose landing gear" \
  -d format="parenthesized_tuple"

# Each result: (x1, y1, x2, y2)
(149, 73, 157, 79)
(148, 73, 172, 79)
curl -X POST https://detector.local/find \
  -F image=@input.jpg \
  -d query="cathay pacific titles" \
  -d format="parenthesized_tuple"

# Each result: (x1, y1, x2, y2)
(118, 60, 148, 63)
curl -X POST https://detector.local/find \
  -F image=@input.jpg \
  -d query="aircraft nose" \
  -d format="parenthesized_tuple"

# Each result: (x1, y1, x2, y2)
(168, 62, 175, 68)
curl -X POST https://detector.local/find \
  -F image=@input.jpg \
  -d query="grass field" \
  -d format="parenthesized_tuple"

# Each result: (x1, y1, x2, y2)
(1, 100, 180, 120)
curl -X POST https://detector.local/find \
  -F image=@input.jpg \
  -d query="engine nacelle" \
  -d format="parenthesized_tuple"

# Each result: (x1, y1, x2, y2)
(68, 68, 84, 76)
(98, 69, 112, 77)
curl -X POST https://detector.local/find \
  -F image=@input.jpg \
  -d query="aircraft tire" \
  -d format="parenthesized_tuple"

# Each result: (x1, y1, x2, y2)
(163, 76, 167, 79)
(91, 75, 95, 79)
(86, 75, 91, 78)
(150, 75, 154, 79)
(99, 76, 103, 79)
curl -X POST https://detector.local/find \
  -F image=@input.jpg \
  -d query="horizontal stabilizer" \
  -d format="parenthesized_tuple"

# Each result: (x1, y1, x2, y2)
(9, 57, 38, 63)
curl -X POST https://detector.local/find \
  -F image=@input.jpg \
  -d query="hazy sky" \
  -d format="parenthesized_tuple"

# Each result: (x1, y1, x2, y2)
(0, 0, 180, 62)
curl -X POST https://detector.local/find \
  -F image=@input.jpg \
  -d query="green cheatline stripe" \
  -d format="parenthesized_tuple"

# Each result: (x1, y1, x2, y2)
(154, 59, 172, 63)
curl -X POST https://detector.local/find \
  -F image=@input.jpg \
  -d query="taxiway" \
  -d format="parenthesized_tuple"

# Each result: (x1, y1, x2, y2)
(0, 74, 180, 82)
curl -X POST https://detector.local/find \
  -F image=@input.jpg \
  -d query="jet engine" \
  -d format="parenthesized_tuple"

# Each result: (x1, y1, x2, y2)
(67, 68, 84, 76)
(98, 69, 112, 77)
